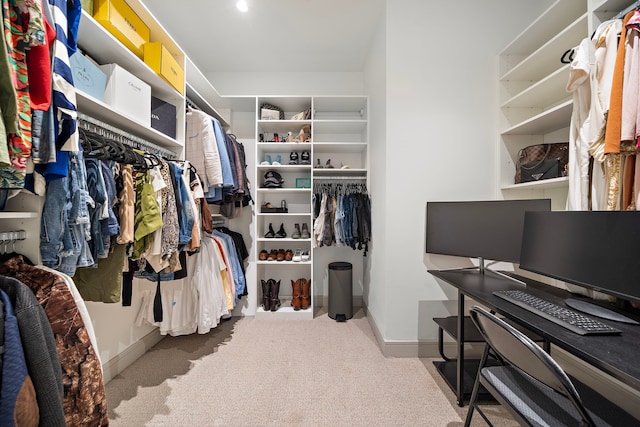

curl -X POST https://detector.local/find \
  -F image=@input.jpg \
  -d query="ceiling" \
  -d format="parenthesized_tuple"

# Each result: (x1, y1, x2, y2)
(141, 0, 386, 74)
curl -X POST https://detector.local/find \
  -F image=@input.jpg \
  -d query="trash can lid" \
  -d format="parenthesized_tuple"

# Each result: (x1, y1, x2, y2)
(328, 262, 352, 270)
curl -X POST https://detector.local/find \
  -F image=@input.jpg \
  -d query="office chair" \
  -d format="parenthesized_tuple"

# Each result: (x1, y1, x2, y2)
(464, 306, 636, 427)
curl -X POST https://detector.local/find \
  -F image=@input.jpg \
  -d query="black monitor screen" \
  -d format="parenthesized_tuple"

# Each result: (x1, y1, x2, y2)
(520, 211, 640, 304)
(425, 199, 551, 263)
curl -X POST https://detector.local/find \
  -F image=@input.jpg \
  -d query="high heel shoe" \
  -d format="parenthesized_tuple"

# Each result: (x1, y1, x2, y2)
(315, 158, 324, 169)
(275, 223, 287, 238)
(325, 159, 334, 168)
(264, 223, 276, 238)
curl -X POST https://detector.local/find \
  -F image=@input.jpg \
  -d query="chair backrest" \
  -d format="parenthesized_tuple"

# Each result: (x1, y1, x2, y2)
(470, 306, 595, 425)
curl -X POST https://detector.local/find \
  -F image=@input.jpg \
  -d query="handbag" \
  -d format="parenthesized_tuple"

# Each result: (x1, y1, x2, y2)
(521, 158, 560, 182)
(514, 143, 568, 184)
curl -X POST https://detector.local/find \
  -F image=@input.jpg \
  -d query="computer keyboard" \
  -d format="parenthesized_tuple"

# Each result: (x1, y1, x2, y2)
(493, 290, 622, 336)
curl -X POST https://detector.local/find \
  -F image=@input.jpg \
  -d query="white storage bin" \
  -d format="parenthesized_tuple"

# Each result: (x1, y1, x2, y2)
(99, 63, 151, 126)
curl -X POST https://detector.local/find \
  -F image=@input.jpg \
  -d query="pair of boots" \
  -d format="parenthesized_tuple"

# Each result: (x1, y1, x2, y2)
(265, 223, 286, 238)
(291, 223, 310, 239)
(291, 278, 311, 311)
(261, 279, 281, 311)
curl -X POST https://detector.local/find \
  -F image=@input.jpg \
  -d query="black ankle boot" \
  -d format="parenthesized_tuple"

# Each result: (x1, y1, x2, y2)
(292, 223, 301, 239)
(270, 279, 281, 311)
(261, 280, 271, 311)
(300, 151, 310, 165)
(275, 223, 287, 238)
(264, 223, 275, 238)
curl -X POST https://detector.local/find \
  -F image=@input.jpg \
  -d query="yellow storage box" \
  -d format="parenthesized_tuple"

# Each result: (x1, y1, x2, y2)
(143, 42, 184, 94)
(81, 0, 93, 15)
(93, 0, 150, 58)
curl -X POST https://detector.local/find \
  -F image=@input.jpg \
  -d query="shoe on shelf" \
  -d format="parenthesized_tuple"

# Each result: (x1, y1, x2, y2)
(315, 158, 323, 169)
(270, 279, 282, 312)
(287, 131, 294, 142)
(291, 279, 302, 310)
(340, 162, 350, 169)
(300, 151, 311, 165)
(259, 250, 269, 261)
(325, 159, 334, 168)
(275, 223, 287, 238)
(300, 278, 311, 310)
(272, 154, 282, 165)
(264, 223, 276, 238)
(289, 151, 299, 165)
(292, 248, 303, 262)
(292, 223, 301, 239)
(301, 223, 310, 239)
(267, 249, 278, 261)
(285, 249, 294, 261)
(261, 280, 271, 311)
(276, 248, 286, 262)
(301, 250, 310, 262)
(281, 199, 287, 210)
(260, 154, 272, 166)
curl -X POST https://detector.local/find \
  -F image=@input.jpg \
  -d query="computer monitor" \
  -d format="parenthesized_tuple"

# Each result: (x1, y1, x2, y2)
(425, 199, 552, 269)
(520, 210, 640, 305)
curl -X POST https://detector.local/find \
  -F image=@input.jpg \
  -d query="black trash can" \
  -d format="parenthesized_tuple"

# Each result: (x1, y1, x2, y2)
(328, 262, 353, 321)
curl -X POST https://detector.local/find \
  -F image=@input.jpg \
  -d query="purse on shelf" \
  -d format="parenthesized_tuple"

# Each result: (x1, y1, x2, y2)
(514, 143, 569, 184)
(520, 158, 560, 182)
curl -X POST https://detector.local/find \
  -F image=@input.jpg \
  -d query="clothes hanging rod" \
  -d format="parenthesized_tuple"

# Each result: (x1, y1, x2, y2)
(614, 1, 640, 20)
(77, 113, 178, 160)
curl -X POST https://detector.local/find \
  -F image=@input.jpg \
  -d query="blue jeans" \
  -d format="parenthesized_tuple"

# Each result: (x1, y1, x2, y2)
(40, 151, 94, 276)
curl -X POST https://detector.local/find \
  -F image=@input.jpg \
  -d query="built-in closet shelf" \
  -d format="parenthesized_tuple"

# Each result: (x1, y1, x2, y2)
(500, 13, 588, 83)
(77, 12, 183, 101)
(312, 120, 367, 134)
(0, 212, 39, 219)
(76, 91, 183, 151)
(257, 165, 312, 172)
(501, 101, 573, 136)
(313, 143, 368, 154)
(502, 176, 569, 191)
(497, 0, 585, 207)
(256, 261, 312, 266)
(313, 169, 367, 177)
(499, 0, 587, 62)
(501, 65, 571, 109)
(258, 213, 312, 217)
(255, 306, 313, 320)
(254, 95, 368, 320)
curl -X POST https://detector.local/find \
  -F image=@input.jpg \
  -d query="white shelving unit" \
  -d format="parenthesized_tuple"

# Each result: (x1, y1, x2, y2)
(497, 0, 588, 209)
(254, 96, 369, 319)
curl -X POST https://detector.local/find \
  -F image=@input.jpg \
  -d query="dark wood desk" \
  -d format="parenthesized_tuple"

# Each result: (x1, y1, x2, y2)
(429, 269, 640, 407)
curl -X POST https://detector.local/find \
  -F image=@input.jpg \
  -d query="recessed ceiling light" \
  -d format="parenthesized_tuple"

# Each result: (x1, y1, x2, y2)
(236, 0, 248, 12)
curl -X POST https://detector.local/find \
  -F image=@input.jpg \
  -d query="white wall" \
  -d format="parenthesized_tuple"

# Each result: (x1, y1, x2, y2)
(368, 0, 554, 349)
(207, 72, 365, 96)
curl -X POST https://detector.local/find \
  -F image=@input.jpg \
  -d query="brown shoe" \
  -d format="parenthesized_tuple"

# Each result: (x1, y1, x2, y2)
(284, 249, 294, 261)
(276, 248, 286, 261)
(300, 278, 311, 310)
(267, 249, 278, 261)
(259, 250, 268, 261)
(291, 279, 302, 311)
(270, 279, 281, 311)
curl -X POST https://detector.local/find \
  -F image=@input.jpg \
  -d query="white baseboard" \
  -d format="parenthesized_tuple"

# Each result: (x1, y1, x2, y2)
(101, 329, 165, 384)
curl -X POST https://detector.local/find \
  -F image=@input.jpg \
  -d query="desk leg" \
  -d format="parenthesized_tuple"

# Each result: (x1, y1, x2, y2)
(456, 291, 465, 407)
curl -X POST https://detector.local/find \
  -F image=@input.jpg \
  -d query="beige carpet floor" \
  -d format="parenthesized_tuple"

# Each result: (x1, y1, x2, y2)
(105, 308, 517, 426)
